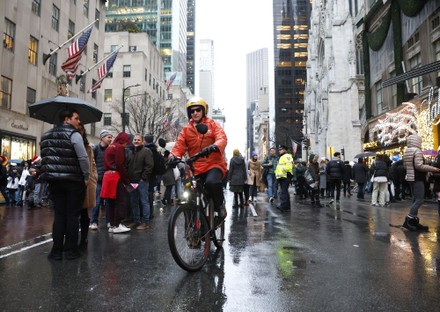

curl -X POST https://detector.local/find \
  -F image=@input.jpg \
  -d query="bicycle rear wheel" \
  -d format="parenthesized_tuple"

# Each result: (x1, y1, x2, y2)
(168, 204, 210, 272)
(210, 199, 225, 248)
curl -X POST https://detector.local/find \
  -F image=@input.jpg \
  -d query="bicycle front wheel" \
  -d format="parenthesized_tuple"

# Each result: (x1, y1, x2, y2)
(168, 204, 210, 272)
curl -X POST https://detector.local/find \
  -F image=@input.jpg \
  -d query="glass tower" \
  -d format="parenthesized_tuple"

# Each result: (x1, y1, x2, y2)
(273, 0, 310, 154)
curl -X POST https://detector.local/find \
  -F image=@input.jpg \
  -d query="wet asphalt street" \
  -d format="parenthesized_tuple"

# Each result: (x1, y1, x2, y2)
(1, 189, 440, 312)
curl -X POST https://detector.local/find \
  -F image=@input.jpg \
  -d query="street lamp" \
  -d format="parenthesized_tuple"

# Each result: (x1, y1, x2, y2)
(122, 83, 140, 133)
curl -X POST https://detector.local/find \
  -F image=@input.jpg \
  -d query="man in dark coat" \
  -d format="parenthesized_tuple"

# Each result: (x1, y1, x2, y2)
(326, 152, 345, 204)
(40, 109, 90, 260)
(353, 158, 368, 200)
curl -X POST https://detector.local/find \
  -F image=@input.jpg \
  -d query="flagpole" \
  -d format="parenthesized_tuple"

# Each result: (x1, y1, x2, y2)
(75, 45, 123, 83)
(43, 19, 98, 65)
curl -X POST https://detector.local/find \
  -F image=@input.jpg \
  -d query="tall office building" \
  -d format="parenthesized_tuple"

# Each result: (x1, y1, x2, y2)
(246, 48, 269, 107)
(199, 39, 214, 108)
(105, 0, 188, 83)
(273, 0, 311, 154)
(186, 0, 196, 94)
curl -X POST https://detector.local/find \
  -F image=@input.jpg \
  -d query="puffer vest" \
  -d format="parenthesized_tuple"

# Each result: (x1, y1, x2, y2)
(40, 124, 83, 182)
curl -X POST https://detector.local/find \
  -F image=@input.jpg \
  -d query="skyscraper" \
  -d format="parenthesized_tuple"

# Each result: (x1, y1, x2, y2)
(186, 0, 196, 94)
(199, 39, 215, 108)
(105, 0, 188, 82)
(273, 0, 310, 155)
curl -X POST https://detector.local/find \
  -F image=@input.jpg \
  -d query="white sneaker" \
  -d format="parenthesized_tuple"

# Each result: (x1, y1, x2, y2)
(89, 223, 98, 230)
(107, 222, 111, 229)
(108, 226, 115, 233)
(112, 224, 131, 234)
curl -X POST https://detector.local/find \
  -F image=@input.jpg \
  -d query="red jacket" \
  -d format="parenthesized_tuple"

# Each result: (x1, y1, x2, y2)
(104, 133, 130, 184)
(171, 117, 227, 177)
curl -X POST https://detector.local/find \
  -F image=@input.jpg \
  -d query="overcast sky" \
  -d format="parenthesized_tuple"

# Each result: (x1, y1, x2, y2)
(195, 0, 274, 158)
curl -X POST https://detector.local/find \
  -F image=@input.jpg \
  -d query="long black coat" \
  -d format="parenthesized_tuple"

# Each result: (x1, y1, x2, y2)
(228, 155, 246, 186)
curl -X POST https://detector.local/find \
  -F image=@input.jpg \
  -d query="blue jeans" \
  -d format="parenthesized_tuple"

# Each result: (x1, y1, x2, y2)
(130, 180, 150, 224)
(266, 173, 278, 198)
(91, 182, 108, 225)
(409, 181, 424, 217)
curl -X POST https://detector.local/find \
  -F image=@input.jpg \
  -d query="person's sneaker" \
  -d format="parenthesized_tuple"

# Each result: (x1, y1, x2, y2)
(112, 224, 131, 234)
(108, 226, 115, 233)
(329, 199, 334, 204)
(136, 223, 149, 230)
(89, 223, 98, 230)
(269, 197, 274, 203)
(107, 222, 111, 229)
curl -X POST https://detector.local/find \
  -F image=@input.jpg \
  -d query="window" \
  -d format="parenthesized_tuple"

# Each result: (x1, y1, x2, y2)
(123, 65, 131, 77)
(28, 36, 38, 65)
(435, 40, 440, 84)
(103, 113, 112, 126)
(91, 79, 97, 99)
(68, 20, 75, 39)
(83, 1, 89, 17)
(26, 87, 36, 115)
(80, 73, 85, 93)
(107, 67, 113, 78)
(52, 5, 60, 31)
(375, 80, 383, 114)
(95, 9, 100, 29)
(111, 45, 118, 52)
(409, 54, 422, 94)
(390, 71, 397, 107)
(49, 53, 57, 76)
(432, 15, 440, 30)
(129, 46, 137, 52)
(104, 89, 112, 102)
(3, 19, 16, 51)
(145, 68, 148, 81)
(0, 76, 12, 109)
(32, 0, 41, 16)
(93, 44, 98, 63)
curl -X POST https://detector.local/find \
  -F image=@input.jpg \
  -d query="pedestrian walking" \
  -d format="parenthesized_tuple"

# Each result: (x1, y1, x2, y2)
(262, 147, 279, 203)
(89, 129, 113, 230)
(402, 134, 440, 231)
(247, 152, 262, 203)
(228, 149, 246, 208)
(40, 109, 90, 260)
(308, 154, 323, 208)
(352, 158, 368, 200)
(6, 166, 19, 207)
(0, 156, 9, 205)
(77, 123, 98, 251)
(370, 154, 389, 207)
(101, 132, 132, 234)
(17, 161, 30, 206)
(144, 134, 166, 218)
(275, 145, 293, 212)
(342, 161, 353, 197)
(326, 152, 345, 204)
(319, 157, 327, 198)
(127, 133, 154, 230)
(161, 150, 176, 206)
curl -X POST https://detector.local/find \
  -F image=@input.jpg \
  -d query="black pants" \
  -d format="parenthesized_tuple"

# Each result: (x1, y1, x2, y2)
(49, 180, 86, 255)
(199, 168, 224, 212)
(329, 179, 342, 200)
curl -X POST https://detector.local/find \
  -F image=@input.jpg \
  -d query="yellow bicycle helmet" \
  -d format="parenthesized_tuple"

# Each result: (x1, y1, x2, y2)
(186, 96, 208, 119)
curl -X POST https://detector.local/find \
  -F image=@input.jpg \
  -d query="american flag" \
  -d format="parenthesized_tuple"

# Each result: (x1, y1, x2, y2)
(163, 112, 174, 128)
(61, 26, 93, 80)
(166, 72, 177, 91)
(88, 52, 118, 93)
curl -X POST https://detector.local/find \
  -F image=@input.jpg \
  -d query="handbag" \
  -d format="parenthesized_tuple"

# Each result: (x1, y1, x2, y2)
(304, 169, 314, 185)
(100, 170, 120, 199)
(370, 171, 375, 183)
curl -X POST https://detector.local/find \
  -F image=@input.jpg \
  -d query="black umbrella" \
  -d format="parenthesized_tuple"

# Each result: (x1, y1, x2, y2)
(354, 151, 376, 158)
(29, 96, 102, 124)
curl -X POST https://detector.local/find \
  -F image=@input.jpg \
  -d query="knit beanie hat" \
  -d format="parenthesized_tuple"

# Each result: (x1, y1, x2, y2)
(100, 129, 112, 140)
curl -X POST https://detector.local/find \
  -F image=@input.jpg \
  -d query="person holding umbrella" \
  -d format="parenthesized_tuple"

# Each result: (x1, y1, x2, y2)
(40, 109, 90, 260)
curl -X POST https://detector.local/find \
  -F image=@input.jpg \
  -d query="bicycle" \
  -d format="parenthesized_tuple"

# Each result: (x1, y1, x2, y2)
(167, 150, 226, 272)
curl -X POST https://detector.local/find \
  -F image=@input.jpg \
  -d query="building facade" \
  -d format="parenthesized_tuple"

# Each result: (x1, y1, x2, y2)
(305, 0, 363, 160)
(105, 0, 188, 82)
(272, 0, 311, 158)
(186, 0, 195, 94)
(0, 0, 106, 160)
(198, 39, 214, 108)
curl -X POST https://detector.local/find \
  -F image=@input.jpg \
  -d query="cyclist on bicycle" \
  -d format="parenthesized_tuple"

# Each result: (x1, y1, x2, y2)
(169, 96, 228, 220)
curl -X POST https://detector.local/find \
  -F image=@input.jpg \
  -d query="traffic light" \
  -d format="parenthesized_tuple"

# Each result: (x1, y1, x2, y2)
(341, 148, 345, 156)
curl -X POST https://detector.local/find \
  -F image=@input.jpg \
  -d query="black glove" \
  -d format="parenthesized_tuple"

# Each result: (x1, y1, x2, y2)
(166, 155, 180, 168)
(200, 144, 219, 158)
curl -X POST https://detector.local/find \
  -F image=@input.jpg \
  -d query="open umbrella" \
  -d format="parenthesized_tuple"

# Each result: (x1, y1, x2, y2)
(354, 151, 376, 158)
(29, 96, 102, 124)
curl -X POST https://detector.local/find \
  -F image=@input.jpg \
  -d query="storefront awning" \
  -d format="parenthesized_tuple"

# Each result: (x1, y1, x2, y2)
(382, 60, 440, 88)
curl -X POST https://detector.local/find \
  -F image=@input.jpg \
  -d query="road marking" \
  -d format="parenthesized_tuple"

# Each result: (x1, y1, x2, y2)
(0, 234, 53, 259)
(249, 203, 258, 217)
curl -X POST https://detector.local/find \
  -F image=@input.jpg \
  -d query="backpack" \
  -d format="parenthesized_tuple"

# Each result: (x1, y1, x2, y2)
(152, 149, 166, 175)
